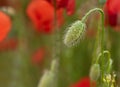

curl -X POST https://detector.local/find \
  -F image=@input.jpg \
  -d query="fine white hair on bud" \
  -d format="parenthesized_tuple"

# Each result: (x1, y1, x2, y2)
(64, 20, 86, 47)
(89, 63, 100, 81)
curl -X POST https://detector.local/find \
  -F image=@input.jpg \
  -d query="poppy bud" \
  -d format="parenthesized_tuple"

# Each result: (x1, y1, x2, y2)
(64, 20, 86, 47)
(89, 64, 100, 81)
(38, 70, 56, 87)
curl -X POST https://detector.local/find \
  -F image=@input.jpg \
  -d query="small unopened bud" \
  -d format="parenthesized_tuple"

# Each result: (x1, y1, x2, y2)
(38, 59, 58, 87)
(89, 64, 100, 81)
(38, 70, 55, 87)
(64, 20, 86, 47)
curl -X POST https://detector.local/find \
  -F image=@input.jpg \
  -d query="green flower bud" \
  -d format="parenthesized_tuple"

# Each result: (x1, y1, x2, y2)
(89, 64, 100, 81)
(38, 59, 59, 87)
(38, 70, 55, 87)
(64, 20, 86, 47)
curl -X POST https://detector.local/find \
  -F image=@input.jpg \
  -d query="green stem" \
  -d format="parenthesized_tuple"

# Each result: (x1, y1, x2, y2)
(53, 0, 60, 60)
(81, 8, 104, 57)
(96, 50, 111, 63)
(92, 20, 101, 64)
(81, 8, 105, 86)
(52, 0, 61, 87)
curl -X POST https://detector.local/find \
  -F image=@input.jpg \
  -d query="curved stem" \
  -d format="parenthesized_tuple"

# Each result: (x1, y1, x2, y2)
(81, 8, 104, 23)
(81, 8, 104, 55)
(96, 50, 111, 63)
(81, 8, 105, 85)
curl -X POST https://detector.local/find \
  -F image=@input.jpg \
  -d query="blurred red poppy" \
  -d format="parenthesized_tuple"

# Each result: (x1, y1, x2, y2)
(27, 0, 64, 34)
(104, 0, 120, 28)
(0, 38, 18, 52)
(70, 77, 96, 87)
(0, 11, 11, 42)
(32, 47, 45, 64)
(46, 0, 75, 15)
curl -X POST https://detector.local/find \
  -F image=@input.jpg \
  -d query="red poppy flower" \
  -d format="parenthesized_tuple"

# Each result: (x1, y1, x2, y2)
(32, 47, 45, 64)
(46, 0, 75, 15)
(0, 11, 11, 42)
(104, 0, 120, 27)
(27, 0, 54, 33)
(27, 0, 64, 34)
(70, 77, 96, 87)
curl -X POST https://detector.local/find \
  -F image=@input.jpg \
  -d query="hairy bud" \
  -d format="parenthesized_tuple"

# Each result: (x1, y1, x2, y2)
(64, 20, 86, 47)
